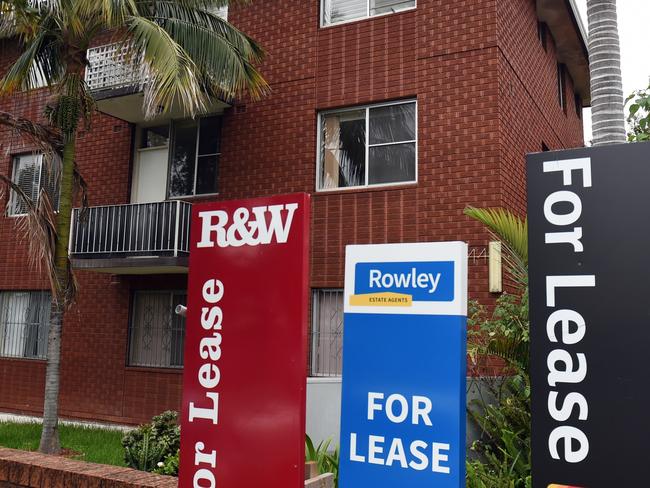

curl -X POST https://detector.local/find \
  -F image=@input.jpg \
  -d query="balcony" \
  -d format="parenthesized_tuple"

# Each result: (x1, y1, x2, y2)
(85, 42, 230, 124)
(69, 201, 192, 274)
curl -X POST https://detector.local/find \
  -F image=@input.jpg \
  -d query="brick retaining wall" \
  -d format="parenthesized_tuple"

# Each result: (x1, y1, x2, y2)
(0, 448, 177, 488)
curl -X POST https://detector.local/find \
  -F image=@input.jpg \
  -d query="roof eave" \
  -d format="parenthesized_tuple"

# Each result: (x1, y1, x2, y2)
(537, 0, 591, 106)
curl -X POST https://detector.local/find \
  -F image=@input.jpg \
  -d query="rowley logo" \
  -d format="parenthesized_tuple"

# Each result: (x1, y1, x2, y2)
(197, 203, 298, 248)
(352, 261, 455, 305)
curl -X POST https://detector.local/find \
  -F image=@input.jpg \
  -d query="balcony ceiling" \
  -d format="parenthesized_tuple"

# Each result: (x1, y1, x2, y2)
(71, 256, 188, 275)
(537, 0, 591, 105)
(94, 88, 231, 124)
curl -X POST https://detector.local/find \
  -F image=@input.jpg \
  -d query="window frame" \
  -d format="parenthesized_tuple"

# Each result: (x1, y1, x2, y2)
(127, 289, 187, 369)
(320, 0, 417, 28)
(8, 153, 60, 217)
(316, 99, 418, 192)
(166, 115, 222, 200)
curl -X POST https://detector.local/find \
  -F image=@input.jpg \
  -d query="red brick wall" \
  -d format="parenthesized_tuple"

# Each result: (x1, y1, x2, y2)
(0, 0, 584, 423)
(496, 0, 586, 216)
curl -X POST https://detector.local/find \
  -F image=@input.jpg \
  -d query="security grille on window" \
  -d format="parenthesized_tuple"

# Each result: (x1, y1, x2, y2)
(168, 116, 222, 198)
(9, 154, 60, 216)
(128, 291, 187, 368)
(310, 289, 344, 377)
(0, 291, 50, 359)
(318, 100, 416, 190)
(322, 0, 415, 26)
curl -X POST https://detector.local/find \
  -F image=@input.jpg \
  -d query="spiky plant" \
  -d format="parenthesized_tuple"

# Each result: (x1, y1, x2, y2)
(0, 0, 268, 454)
(464, 207, 531, 487)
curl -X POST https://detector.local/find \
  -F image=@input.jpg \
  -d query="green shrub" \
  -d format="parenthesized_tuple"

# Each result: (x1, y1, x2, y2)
(306, 435, 339, 487)
(466, 291, 531, 487)
(122, 411, 180, 473)
(153, 448, 180, 476)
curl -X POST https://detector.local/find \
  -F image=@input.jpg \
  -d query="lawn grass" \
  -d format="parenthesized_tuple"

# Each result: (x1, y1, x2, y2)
(0, 421, 126, 467)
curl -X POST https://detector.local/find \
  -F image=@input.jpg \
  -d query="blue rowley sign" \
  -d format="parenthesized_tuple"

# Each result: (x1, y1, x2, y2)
(339, 243, 467, 488)
(354, 261, 455, 302)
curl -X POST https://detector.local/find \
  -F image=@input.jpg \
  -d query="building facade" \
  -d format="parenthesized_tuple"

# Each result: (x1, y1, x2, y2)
(0, 0, 588, 437)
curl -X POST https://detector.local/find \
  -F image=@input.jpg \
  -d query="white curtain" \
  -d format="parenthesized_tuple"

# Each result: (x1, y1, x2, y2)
(0, 292, 30, 357)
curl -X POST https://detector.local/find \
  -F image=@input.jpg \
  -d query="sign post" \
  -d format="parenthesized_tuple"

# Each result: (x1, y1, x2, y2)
(339, 242, 467, 488)
(527, 142, 650, 487)
(178, 193, 310, 488)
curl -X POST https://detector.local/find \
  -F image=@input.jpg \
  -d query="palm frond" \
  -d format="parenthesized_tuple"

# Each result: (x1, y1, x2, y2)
(465, 207, 528, 286)
(126, 15, 208, 118)
(151, 8, 268, 100)
(0, 173, 58, 290)
(74, 0, 137, 29)
(0, 162, 85, 305)
(0, 110, 63, 153)
(0, 27, 49, 92)
(486, 337, 529, 373)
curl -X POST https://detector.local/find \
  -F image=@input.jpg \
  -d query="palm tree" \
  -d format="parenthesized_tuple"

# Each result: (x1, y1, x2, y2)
(0, 0, 268, 454)
(587, 0, 626, 145)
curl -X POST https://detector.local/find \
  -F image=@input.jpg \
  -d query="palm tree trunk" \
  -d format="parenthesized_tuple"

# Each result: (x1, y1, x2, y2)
(38, 136, 76, 455)
(587, 0, 626, 145)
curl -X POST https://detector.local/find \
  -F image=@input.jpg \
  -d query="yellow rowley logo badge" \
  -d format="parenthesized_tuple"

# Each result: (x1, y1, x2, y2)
(349, 292, 413, 307)
(548, 484, 585, 488)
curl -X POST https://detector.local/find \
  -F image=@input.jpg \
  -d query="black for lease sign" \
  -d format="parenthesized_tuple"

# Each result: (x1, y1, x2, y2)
(527, 142, 650, 487)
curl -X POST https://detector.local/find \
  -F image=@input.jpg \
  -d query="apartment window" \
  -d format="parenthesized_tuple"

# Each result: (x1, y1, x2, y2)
(9, 154, 60, 216)
(318, 100, 417, 190)
(128, 291, 187, 368)
(575, 94, 583, 119)
(0, 291, 50, 360)
(321, 0, 415, 26)
(168, 116, 222, 198)
(310, 289, 344, 377)
(557, 63, 567, 113)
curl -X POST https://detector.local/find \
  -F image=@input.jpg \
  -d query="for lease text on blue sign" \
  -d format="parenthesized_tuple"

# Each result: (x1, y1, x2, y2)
(339, 242, 467, 488)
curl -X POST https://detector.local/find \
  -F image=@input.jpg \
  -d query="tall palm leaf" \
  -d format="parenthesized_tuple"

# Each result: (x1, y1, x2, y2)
(587, 0, 626, 145)
(464, 207, 527, 287)
(0, 0, 268, 453)
(464, 207, 529, 371)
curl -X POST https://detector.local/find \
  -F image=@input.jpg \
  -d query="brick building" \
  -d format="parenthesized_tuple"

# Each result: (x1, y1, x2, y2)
(0, 0, 588, 438)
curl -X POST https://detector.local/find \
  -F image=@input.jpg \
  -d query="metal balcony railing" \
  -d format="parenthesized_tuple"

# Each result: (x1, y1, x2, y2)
(69, 201, 192, 258)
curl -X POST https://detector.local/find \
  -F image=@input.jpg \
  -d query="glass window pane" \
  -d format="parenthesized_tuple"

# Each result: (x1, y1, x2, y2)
(323, 0, 367, 25)
(368, 142, 416, 185)
(168, 121, 197, 197)
(141, 125, 169, 148)
(198, 116, 222, 156)
(196, 155, 219, 195)
(320, 110, 366, 189)
(370, 0, 415, 15)
(369, 102, 416, 145)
